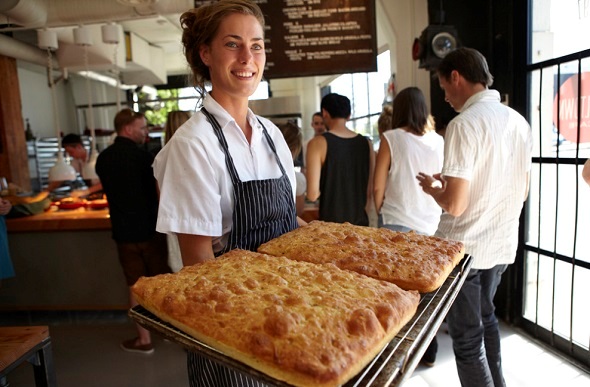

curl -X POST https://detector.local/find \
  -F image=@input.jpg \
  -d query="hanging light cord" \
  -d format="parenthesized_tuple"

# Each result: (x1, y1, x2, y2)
(47, 48, 62, 148)
(83, 44, 97, 156)
(113, 43, 121, 111)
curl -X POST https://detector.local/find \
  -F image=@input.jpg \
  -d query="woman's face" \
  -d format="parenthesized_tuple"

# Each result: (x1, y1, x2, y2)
(200, 13, 265, 102)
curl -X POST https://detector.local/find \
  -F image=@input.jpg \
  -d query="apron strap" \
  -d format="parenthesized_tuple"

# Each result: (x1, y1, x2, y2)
(202, 107, 288, 181)
(201, 107, 241, 186)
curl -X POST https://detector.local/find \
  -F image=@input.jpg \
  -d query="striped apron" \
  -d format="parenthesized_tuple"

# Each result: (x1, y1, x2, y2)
(187, 108, 298, 387)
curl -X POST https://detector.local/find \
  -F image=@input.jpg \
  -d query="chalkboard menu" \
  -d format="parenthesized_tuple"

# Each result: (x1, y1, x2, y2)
(193, 0, 377, 79)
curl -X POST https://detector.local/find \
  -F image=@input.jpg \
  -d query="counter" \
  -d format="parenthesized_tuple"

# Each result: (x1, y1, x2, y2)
(6, 207, 111, 232)
(2, 208, 129, 311)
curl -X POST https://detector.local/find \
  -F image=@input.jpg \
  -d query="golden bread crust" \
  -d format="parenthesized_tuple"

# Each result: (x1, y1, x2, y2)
(258, 221, 465, 293)
(132, 249, 419, 387)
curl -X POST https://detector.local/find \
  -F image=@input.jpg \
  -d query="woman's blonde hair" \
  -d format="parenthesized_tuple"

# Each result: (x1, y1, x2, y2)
(377, 105, 393, 135)
(164, 110, 192, 143)
(180, 0, 265, 95)
(277, 121, 302, 160)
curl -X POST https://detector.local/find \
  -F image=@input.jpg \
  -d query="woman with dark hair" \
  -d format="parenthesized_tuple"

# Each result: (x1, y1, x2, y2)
(153, 1, 300, 385)
(374, 86, 443, 235)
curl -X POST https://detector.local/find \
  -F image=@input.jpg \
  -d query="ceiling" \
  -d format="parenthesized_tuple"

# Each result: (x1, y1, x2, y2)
(0, 0, 193, 85)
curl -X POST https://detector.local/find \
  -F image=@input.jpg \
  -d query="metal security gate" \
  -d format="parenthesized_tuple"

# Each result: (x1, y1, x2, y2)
(521, 45, 590, 368)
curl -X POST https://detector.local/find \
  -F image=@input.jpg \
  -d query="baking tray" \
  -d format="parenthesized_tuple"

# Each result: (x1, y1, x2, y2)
(130, 254, 472, 386)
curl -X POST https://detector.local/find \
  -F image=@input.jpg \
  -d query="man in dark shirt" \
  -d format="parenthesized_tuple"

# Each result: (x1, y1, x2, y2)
(306, 93, 374, 225)
(96, 108, 170, 354)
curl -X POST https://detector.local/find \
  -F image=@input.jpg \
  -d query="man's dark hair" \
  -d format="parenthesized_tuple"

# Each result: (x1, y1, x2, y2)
(437, 47, 494, 87)
(62, 133, 83, 146)
(321, 93, 351, 119)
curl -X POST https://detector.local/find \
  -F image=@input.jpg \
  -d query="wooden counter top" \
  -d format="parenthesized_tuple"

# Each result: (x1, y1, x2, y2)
(6, 207, 111, 232)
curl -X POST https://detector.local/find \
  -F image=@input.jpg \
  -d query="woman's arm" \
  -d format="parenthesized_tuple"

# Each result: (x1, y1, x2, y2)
(373, 137, 390, 213)
(177, 234, 214, 266)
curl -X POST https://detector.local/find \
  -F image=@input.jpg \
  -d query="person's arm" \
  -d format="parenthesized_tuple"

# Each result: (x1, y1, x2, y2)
(177, 234, 214, 266)
(305, 136, 326, 202)
(297, 216, 308, 227)
(583, 159, 590, 186)
(0, 199, 12, 216)
(416, 173, 470, 217)
(373, 136, 390, 213)
(366, 137, 376, 207)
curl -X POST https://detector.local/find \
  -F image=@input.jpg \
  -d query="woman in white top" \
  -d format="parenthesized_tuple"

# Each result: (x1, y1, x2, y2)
(374, 86, 444, 235)
(152, 1, 300, 385)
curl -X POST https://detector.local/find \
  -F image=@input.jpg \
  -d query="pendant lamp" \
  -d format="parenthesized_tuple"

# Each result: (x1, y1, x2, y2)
(101, 23, 122, 112)
(75, 25, 100, 181)
(38, 29, 77, 183)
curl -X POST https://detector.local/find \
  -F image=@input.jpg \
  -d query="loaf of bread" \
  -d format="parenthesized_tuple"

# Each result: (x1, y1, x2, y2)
(132, 249, 420, 387)
(258, 221, 465, 293)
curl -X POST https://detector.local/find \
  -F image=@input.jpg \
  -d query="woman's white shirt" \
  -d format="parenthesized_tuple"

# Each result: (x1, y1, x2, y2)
(153, 94, 296, 252)
(381, 129, 444, 235)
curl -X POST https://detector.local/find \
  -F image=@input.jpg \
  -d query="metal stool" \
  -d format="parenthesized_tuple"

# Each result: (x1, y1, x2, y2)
(0, 326, 57, 387)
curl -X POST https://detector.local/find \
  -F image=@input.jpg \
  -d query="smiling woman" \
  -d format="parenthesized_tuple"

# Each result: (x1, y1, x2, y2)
(151, 1, 300, 386)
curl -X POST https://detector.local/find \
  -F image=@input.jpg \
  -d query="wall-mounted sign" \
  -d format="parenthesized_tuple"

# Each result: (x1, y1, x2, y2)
(194, 0, 377, 79)
(553, 72, 590, 144)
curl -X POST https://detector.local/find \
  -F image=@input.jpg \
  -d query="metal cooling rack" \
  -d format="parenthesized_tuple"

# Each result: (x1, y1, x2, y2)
(130, 255, 472, 387)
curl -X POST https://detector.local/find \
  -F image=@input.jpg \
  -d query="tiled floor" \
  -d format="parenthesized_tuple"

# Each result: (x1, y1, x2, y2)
(3, 314, 589, 387)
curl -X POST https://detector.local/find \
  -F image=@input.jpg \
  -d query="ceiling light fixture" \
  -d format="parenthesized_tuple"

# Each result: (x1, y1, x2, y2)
(101, 23, 122, 112)
(74, 25, 100, 182)
(38, 29, 77, 183)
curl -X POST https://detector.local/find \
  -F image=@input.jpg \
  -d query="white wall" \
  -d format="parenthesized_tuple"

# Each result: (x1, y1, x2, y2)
(17, 62, 75, 139)
(17, 60, 124, 138)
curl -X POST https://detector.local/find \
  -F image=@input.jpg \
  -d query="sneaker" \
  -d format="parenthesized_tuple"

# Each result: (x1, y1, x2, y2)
(120, 337, 154, 354)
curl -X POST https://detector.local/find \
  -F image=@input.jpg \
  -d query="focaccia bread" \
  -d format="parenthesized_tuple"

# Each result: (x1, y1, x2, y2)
(258, 221, 465, 293)
(132, 249, 420, 387)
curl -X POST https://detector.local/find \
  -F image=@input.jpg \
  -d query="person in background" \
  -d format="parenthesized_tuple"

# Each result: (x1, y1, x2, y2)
(153, 1, 300, 385)
(373, 87, 444, 367)
(306, 93, 374, 226)
(164, 110, 192, 143)
(96, 108, 171, 355)
(278, 121, 307, 216)
(61, 133, 103, 196)
(417, 47, 532, 387)
(301, 111, 326, 172)
(0, 198, 15, 284)
(377, 104, 393, 136)
(583, 159, 590, 186)
(374, 87, 443, 234)
(162, 110, 192, 272)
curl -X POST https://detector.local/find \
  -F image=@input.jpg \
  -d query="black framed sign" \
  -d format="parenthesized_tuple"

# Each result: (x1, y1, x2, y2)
(194, 0, 377, 79)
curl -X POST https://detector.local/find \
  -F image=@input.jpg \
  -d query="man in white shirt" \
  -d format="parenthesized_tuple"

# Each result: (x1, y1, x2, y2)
(417, 48, 532, 387)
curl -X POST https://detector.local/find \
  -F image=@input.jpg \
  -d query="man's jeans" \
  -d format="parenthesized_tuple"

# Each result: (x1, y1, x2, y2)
(446, 264, 508, 387)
